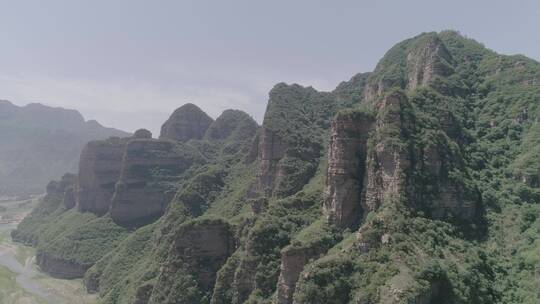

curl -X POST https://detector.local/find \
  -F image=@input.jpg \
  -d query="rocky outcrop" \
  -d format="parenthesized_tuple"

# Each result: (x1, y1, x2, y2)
(364, 34, 454, 102)
(276, 246, 327, 304)
(134, 128, 152, 139)
(36, 252, 90, 279)
(406, 35, 454, 90)
(362, 92, 411, 213)
(250, 83, 338, 198)
(159, 103, 214, 142)
(232, 254, 258, 304)
(253, 128, 287, 196)
(204, 109, 258, 142)
(148, 219, 235, 303)
(173, 219, 235, 288)
(45, 173, 76, 200)
(77, 137, 128, 215)
(62, 184, 77, 209)
(110, 139, 199, 226)
(324, 110, 375, 228)
(324, 91, 410, 230)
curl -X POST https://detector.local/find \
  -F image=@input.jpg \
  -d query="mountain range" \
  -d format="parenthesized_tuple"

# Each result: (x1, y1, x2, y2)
(0, 101, 129, 196)
(11, 31, 540, 304)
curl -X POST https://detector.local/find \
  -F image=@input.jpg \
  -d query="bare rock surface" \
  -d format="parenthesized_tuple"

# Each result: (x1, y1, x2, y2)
(76, 137, 128, 215)
(110, 139, 199, 226)
(324, 111, 375, 228)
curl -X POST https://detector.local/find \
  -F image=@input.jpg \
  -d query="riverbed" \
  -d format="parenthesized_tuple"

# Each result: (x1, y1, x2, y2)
(0, 197, 97, 304)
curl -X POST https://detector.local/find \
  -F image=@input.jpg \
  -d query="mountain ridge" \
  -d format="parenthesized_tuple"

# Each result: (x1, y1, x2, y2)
(11, 31, 540, 304)
(0, 100, 130, 196)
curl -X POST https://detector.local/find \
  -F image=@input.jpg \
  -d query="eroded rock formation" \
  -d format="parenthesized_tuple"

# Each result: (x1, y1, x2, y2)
(254, 128, 287, 196)
(204, 109, 258, 142)
(110, 139, 199, 226)
(406, 35, 454, 90)
(77, 137, 128, 215)
(148, 219, 235, 303)
(276, 246, 327, 304)
(159, 103, 214, 142)
(324, 110, 375, 228)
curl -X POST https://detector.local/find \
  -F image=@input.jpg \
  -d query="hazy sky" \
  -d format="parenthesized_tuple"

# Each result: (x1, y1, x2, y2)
(1, 0, 539, 133)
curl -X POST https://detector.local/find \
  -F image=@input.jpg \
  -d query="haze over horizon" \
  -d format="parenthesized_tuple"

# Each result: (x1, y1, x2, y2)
(1, 0, 539, 134)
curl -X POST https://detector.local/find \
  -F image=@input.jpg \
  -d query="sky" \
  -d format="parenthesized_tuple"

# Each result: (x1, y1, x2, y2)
(1, 0, 539, 134)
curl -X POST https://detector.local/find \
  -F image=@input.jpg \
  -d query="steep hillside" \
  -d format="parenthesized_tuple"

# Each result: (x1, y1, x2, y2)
(12, 31, 540, 304)
(0, 101, 129, 196)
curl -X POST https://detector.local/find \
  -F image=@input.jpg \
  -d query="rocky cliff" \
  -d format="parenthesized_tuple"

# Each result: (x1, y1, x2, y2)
(324, 110, 375, 228)
(110, 138, 202, 226)
(148, 219, 235, 304)
(160, 103, 214, 142)
(12, 31, 540, 304)
(77, 137, 129, 215)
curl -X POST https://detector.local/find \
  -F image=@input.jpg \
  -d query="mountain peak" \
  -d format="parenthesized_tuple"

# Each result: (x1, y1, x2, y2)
(159, 103, 214, 142)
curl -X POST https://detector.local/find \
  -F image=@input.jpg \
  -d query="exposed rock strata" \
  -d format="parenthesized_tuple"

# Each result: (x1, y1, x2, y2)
(362, 92, 411, 213)
(406, 35, 454, 90)
(324, 111, 375, 228)
(110, 139, 197, 226)
(77, 137, 128, 215)
(275, 246, 326, 304)
(364, 34, 454, 101)
(254, 128, 287, 196)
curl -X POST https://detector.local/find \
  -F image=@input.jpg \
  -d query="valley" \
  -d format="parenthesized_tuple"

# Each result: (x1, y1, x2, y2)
(0, 197, 96, 304)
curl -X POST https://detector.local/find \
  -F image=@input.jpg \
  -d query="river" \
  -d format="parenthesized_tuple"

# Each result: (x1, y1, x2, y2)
(0, 198, 96, 304)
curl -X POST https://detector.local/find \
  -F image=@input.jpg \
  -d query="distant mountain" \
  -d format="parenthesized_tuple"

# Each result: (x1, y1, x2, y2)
(0, 100, 129, 196)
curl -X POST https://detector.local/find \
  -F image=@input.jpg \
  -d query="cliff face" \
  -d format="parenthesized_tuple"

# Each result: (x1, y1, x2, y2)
(13, 31, 540, 304)
(406, 35, 454, 90)
(77, 137, 128, 215)
(324, 110, 375, 228)
(253, 128, 288, 196)
(147, 219, 235, 304)
(362, 92, 412, 214)
(250, 84, 342, 198)
(160, 103, 214, 142)
(110, 139, 201, 226)
(364, 33, 455, 102)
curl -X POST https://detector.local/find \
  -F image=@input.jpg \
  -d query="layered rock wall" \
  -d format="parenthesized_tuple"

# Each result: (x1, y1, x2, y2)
(110, 139, 196, 226)
(324, 111, 375, 228)
(76, 137, 127, 215)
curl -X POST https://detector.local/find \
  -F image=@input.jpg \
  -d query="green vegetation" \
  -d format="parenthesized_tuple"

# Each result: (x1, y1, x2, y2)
(10, 31, 540, 304)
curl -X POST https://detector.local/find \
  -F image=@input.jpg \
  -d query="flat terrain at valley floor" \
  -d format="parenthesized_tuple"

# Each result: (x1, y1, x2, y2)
(0, 197, 96, 304)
